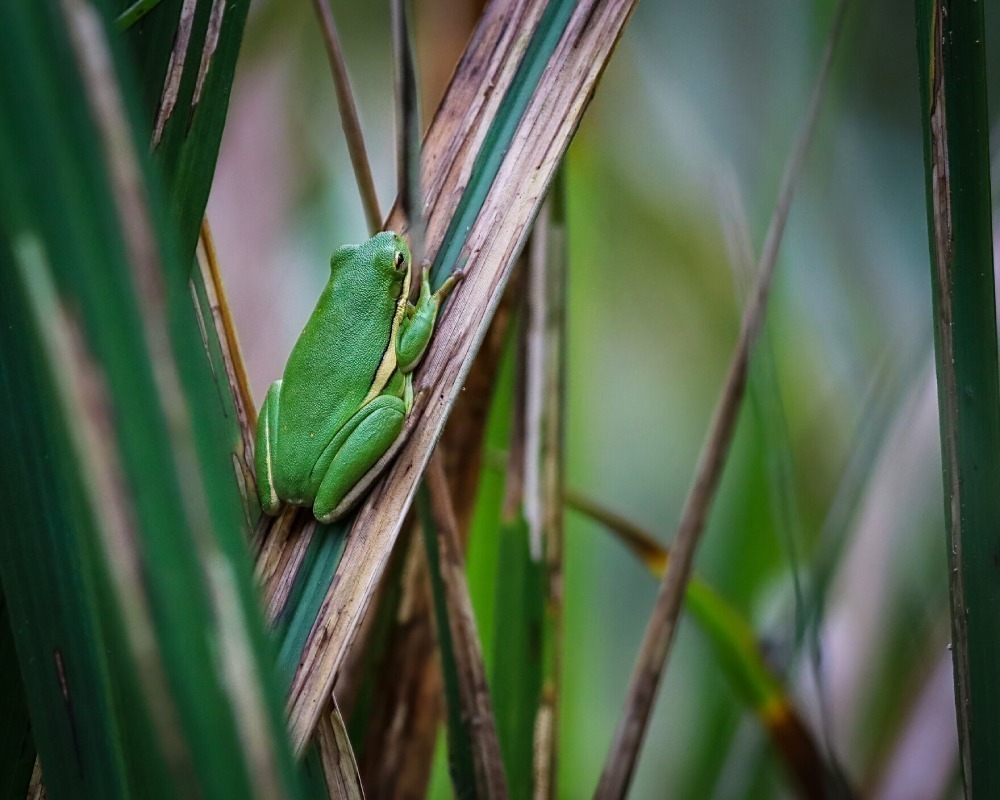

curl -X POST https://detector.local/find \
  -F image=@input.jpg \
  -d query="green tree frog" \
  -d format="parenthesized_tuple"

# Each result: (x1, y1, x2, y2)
(255, 231, 460, 523)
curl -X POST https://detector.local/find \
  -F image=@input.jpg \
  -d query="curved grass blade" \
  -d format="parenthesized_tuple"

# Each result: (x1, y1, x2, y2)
(915, 0, 1000, 793)
(3, 236, 175, 800)
(566, 492, 839, 800)
(314, 700, 364, 800)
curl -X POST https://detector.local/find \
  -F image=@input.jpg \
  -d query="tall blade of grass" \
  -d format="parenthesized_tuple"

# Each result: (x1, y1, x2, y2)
(1, 6, 177, 794)
(716, 170, 806, 645)
(490, 280, 537, 783)
(2, 238, 170, 799)
(491, 514, 544, 799)
(0, 1, 300, 796)
(282, 0, 638, 756)
(487, 192, 566, 798)
(595, 2, 848, 793)
(0, 595, 35, 798)
(716, 169, 857, 793)
(915, 0, 1000, 793)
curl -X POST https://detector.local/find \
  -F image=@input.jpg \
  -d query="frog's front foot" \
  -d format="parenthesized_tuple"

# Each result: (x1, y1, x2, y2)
(434, 264, 465, 303)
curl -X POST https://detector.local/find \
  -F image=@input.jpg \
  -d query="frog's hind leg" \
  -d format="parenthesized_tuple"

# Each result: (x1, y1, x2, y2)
(312, 395, 406, 523)
(255, 380, 283, 516)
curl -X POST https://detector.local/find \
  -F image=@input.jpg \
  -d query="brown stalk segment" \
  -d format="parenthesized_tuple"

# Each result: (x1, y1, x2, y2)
(194, 222, 261, 532)
(282, 0, 639, 756)
(259, 515, 318, 624)
(594, 2, 849, 795)
(425, 452, 509, 799)
(352, 530, 444, 798)
(315, 700, 364, 800)
(196, 220, 258, 430)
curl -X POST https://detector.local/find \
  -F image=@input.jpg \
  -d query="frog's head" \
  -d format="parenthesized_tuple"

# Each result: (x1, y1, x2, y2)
(367, 230, 412, 280)
(330, 231, 412, 284)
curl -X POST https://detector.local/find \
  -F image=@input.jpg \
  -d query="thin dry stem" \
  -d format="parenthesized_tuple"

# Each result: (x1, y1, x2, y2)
(310, 0, 382, 236)
(594, 1, 850, 795)
(392, 0, 423, 261)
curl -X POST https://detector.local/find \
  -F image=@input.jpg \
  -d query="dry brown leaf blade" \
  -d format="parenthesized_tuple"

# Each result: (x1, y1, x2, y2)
(594, 1, 850, 795)
(280, 0, 638, 756)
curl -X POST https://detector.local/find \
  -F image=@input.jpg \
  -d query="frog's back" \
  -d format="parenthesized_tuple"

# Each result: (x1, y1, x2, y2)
(273, 233, 405, 499)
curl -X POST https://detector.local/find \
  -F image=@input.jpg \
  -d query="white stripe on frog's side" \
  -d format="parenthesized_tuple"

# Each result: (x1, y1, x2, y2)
(362, 251, 412, 406)
(264, 409, 278, 510)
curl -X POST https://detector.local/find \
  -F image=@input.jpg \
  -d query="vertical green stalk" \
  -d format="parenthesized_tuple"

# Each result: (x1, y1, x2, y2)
(0, 0, 301, 796)
(0, 594, 35, 798)
(915, 1, 1000, 794)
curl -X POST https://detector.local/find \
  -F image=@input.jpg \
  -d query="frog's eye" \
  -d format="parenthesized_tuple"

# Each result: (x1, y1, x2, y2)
(394, 251, 406, 270)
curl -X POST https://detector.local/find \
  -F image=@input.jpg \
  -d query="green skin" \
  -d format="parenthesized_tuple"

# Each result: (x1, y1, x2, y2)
(256, 231, 459, 523)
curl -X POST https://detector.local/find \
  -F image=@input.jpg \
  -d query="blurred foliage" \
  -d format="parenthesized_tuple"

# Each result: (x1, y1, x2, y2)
(200, 0, 1000, 797)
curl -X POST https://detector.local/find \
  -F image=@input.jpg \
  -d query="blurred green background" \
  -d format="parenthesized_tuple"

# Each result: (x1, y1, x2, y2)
(205, 0, 999, 796)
